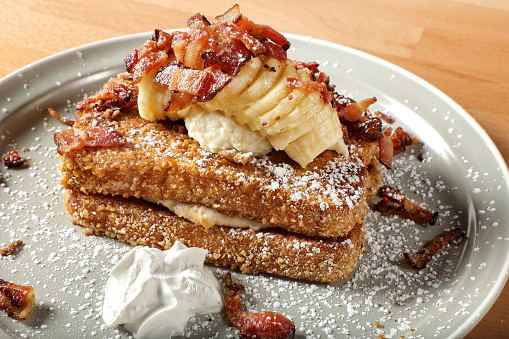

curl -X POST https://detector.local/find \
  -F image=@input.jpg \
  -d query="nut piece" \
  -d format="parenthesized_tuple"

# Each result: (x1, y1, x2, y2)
(2, 149, 25, 168)
(0, 279, 36, 321)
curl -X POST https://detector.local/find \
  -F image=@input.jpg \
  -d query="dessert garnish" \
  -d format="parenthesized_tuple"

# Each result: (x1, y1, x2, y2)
(224, 272, 295, 339)
(0, 279, 35, 321)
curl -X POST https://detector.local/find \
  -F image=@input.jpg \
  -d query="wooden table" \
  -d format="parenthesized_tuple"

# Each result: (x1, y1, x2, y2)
(1, 0, 508, 337)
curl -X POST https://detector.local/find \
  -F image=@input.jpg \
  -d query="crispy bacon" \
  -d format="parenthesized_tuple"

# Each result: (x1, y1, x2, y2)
(76, 74, 137, 115)
(262, 40, 287, 61)
(125, 29, 174, 77)
(404, 228, 464, 269)
(224, 273, 295, 339)
(0, 279, 35, 321)
(214, 4, 242, 24)
(202, 40, 252, 76)
(391, 126, 419, 156)
(378, 126, 419, 168)
(219, 22, 266, 56)
(154, 62, 231, 103)
(124, 6, 293, 107)
(1, 240, 23, 256)
(378, 127, 394, 169)
(337, 97, 377, 122)
(54, 127, 127, 155)
(233, 12, 291, 51)
(376, 185, 439, 225)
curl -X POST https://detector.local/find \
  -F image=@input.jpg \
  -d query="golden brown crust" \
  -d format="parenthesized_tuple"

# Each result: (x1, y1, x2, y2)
(64, 188, 366, 283)
(56, 94, 381, 238)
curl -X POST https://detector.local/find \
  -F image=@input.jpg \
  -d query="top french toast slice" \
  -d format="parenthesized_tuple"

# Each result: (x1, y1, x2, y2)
(55, 74, 382, 239)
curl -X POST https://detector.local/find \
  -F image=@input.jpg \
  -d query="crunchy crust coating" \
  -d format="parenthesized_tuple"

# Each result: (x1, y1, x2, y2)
(64, 188, 366, 283)
(56, 83, 381, 238)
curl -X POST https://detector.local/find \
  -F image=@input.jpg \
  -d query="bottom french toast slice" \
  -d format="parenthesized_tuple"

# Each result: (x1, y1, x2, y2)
(64, 188, 366, 283)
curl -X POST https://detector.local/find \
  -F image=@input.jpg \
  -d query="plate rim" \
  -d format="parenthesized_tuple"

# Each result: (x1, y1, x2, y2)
(1, 30, 509, 338)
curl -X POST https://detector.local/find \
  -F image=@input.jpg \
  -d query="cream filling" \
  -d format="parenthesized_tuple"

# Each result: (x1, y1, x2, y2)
(144, 198, 268, 231)
(183, 107, 273, 157)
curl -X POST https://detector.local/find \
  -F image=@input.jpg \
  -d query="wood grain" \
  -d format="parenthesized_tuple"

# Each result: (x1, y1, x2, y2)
(1, 0, 508, 337)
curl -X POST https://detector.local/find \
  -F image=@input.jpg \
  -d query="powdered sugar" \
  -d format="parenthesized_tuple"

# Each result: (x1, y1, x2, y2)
(2, 34, 509, 339)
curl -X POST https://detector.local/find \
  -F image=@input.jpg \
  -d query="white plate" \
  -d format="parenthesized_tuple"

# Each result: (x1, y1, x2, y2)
(1, 32, 509, 339)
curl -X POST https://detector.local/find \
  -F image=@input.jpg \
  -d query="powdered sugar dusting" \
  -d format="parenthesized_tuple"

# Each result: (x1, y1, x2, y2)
(2, 35, 509, 339)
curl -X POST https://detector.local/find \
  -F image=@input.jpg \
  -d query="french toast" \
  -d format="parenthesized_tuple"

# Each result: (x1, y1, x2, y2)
(54, 5, 384, 282)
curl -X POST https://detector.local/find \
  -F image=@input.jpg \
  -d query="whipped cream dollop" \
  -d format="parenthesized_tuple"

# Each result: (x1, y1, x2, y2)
(102, 242, 223, 339)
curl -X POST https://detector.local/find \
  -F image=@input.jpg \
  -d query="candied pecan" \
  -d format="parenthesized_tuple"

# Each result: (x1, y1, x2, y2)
(0, 279, 36, 321)
(2, 149, 24, 168)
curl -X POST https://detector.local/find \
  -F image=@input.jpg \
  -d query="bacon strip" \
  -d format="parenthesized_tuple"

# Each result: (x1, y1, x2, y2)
(154, 62, 231, 102)
(404, 228, 464, 269)
(376, 185, 439, 225)
(374, 111, 394, 123)
(378, 126, 419, 169)
(224, 273, 295, 339)
(54, 127, 127, 155)
(0, 279, 35, 321)
(76, 73, 137, 115)
(378, 127, 394, 169)
(391, 126, 419, 156)
(338, 97, 377, 122)
(202, 40, 252, 76)
(125, 29, 174, 77)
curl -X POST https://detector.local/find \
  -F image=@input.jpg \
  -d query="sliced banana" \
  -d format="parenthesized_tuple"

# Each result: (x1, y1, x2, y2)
(137, 54, 347, 167)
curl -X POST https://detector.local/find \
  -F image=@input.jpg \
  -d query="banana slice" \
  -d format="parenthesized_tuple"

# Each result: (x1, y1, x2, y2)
(284, 111, 344, 167)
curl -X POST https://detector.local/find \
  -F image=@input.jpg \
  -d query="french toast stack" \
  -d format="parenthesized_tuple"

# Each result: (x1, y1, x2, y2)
(54, 6, 383, 283)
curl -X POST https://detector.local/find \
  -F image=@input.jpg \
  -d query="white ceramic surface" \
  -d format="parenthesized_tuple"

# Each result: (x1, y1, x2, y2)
(1, 32, 508, 338)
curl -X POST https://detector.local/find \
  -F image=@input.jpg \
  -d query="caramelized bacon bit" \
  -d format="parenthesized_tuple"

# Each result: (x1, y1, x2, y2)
(154, 62, 231, 103)
(0, 279, 35, 321)
(224, 273, 295, 339)
(403, 228, 464, 269)
(48, 108, 75, 126)
(337, 97, 377, 122)
(2, 149, 24, 168)
(234, 12, 290, 51)
(202, 40, 252, 76)
(378, 126, 419, 168)
(262, 40, 287, 61)
(76, 74, 137, 115)
(125, 29, 174, 77)
(378, 127, 394, 169)
(54, 127, 127, 155)
(1, 240, 23, 256)
(219, 22, 266, 56)
(391, 126, 419, 156)
(376, 185, 439, 225)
